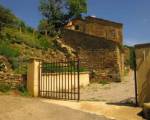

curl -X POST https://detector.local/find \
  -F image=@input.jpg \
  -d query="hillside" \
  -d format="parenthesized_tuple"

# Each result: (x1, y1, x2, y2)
(0, 5, 75, 74)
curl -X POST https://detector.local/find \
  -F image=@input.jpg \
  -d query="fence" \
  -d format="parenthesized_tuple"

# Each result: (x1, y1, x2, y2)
(39, 59, 80, 100)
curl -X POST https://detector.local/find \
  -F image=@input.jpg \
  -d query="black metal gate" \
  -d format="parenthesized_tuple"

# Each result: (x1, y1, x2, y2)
(39, 59, 80, 101)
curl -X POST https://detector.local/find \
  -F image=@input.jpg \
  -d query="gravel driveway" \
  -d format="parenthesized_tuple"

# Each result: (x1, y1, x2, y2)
(0, 95, 110, 120)
(81, 71, 135, 103)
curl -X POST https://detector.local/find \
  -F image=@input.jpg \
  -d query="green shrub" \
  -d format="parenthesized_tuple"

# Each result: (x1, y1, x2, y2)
(99, 80, 109, 85)
(38, 37, 50, 50)
(17, 84, 26, 92)
(0, 42, 20, 58)
(42, 62, 87, 73)
(17, 84, 29, 96)
(0, 83, 12, 92)
(26, 26, 34, 33)
(14, 65, 27, 74)
(9, 58, 19, 69)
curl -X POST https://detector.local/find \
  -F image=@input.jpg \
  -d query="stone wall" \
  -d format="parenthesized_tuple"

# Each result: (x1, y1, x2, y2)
(0, 73, 26, 88)
(64, 29, 119, 50)
(63, 29, 123, 82)
(135, 43, 150, 106)
(79, 49, 120, 82)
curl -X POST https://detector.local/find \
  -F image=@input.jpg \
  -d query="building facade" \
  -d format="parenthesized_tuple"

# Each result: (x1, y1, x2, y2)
(64, 16, 124, 82)
(65, 16, 123, 44)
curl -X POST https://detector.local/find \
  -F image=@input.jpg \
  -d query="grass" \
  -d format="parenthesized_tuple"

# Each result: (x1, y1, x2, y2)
(0, 83, 30, 97)
(0, 26, 55, 73)
(0, 42, 20, 58)
(99, 80, 110, 86)
(0, 83, 12, 93)
(2, 27, 53, 50)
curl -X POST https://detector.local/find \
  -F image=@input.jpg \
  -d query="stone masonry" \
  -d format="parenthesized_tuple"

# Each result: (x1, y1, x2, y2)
(63, 29, 124, 82)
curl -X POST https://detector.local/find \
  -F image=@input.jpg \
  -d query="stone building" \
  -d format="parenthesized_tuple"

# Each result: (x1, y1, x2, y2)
(65, 16, 123, 44)
(63, 16, 124, 82)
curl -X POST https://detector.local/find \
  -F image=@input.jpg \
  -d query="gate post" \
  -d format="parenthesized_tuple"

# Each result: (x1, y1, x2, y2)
(27, 58, 41, 97)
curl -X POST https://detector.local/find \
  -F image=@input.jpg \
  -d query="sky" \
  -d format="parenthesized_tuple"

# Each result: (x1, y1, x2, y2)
(0, 0, 150, 45)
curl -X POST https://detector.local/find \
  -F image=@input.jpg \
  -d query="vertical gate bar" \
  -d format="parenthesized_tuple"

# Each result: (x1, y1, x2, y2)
(50, 62, 53, 98)
(42, 63, 44, 97)
(47, 63, 49, 97)
(44, 63, 46, 97)
(70, 60, 73, 100)
(52, 62, 54, 98)
(74, 58, 76, 100)
(42, 62, 44, 97)
(65, 59, 67, 99)
(44, 63, 48, 97)
(61, 61, 63, 99)
(55, 61, 58, 99)
(40, 62, 42, 96)
(54, 61, 56, 99)
(41, 62, 43, 96)
(77, 58, 80, 101)
(55, 61, 57, 99)
(67, 60, 69, 100)
(59, 61, 61, 99)
(38, 61, 41, 97)
(55, 61, 56, 99)
(40, 61, 42, 97)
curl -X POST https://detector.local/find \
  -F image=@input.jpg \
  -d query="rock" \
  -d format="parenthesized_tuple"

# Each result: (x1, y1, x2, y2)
(0, 56, 11, 73)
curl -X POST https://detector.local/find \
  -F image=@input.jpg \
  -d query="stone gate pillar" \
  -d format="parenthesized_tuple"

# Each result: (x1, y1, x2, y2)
(27, 58, 41, 97)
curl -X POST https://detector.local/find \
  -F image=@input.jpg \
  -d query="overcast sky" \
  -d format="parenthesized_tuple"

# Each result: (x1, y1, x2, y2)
(0, 0, 150, 45)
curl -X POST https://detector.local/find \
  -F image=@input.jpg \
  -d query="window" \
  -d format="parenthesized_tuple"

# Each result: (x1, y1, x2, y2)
(75, 25, 80, 30)
(111, 30, 116, 39)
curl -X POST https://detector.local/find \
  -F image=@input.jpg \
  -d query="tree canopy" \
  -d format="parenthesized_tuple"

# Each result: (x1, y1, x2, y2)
(0, 5, 17, 28)
(66, 0, 87, 18)
(38, 0, 87, 36)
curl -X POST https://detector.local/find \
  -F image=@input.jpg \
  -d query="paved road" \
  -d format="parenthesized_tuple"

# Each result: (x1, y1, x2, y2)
(0, 95, 110, 120)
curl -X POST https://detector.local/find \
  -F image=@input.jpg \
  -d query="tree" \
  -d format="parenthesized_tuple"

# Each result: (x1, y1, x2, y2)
(39, 0, 64, 36)
(17, 20, 26, 33)
(0, 5, 17, 29)
(38, 19, 51, 36)
(66, 0, 87, 19)
(38, 0, 87, 36)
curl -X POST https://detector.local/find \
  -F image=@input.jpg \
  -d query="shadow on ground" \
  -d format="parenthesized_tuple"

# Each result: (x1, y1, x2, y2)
(106, 97, 137, 107)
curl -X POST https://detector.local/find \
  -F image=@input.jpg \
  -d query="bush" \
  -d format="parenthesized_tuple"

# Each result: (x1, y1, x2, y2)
(14, 65, 27, 74)
(42, 62, 87, 73)
(0, 42, 20, 58)
(17, 84, 29, 96)
(0, 83, 12, 92)
(99, 80, 109, 85)
(38, 36, 50, 50)
(9, 58, 19, 70)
